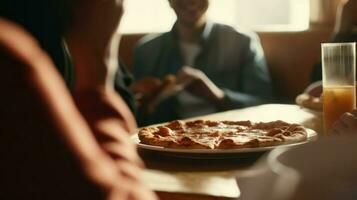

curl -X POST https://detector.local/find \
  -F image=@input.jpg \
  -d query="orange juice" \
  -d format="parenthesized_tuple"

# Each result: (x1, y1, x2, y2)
(323, 85, 356, 133)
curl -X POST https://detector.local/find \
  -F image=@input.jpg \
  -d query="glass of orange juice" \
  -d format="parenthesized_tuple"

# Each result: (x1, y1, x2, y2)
(322, 43, 356, 134)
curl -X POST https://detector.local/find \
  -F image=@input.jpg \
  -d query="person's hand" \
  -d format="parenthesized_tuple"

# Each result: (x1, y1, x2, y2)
(132, 75, 178, 113)
(334, 0, 357, 34)
(65, 0, 124, 90)
(331, 109, 357, 134)
(131, 77, 163, 113)
(305, 81, 322, 98)
(177, 66, 225, 103)
(131, 77, 162, 100)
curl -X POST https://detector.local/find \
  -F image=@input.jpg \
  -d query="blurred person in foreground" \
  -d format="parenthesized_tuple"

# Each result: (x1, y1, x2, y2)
(130, 0, 274, 126)
(0, 0, 156, 199)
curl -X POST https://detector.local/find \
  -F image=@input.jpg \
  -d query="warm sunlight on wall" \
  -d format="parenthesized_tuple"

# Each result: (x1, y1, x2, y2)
(119, 0, 310, 33)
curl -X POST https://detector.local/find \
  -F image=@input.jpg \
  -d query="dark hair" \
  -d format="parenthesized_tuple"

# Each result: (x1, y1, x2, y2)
(0, 0, 72, 39)
(0, 0, 73, 87)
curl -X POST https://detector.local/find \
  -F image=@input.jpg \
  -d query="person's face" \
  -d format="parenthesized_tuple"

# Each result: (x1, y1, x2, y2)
(169, 0, 209, 26)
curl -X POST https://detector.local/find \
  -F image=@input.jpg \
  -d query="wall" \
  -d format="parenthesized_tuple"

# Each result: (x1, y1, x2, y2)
(257, 28, 331, 101)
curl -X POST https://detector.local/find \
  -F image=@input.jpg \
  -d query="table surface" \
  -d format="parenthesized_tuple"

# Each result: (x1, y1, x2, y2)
(139, 104, 322, 200)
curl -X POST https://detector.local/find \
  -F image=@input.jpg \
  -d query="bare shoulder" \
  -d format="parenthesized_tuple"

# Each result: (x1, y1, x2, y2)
(0, 18, 52, 70)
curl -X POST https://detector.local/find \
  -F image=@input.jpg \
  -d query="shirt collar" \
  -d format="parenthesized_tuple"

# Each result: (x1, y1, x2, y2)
(170, 20, 215, 44)
(201, 20, 214, 41)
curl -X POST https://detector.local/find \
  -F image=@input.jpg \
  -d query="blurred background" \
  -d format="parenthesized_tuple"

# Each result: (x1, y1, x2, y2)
(118, 0, 343, 103)
(120, 0, 310, 33)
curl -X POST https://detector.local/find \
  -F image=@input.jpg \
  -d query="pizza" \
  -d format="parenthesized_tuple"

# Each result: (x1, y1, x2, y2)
(151, 74, 179, 105)
(138, 120, 308, 149)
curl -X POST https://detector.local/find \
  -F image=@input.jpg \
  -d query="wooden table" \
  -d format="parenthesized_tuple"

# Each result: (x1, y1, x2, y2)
(139, 104, 322, 200)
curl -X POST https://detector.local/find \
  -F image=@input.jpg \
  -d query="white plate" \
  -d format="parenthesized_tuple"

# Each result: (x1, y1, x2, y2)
(133, 129, 318, 154)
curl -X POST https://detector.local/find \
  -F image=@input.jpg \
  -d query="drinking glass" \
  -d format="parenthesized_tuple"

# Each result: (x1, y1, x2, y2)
(322, 42, 356, 134)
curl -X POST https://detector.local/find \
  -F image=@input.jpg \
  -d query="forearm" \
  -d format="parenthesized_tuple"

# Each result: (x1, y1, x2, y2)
(73, 87, 137, 134)
(216, 65, 274, 110)
(65, 24, 120, 91)
(65, 35, 108, 90)
(216, 88, 271, 110)
(219, 33, 274, 109)
(73, 88, 156, 199)
(65, 24, 138, 161)
(73, 88, 138, 162)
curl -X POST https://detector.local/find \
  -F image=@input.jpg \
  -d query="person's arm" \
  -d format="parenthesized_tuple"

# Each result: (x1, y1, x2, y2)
(130, 41, 170, 114)
(177, 35, 273, 110)
(62, 1, 157, 198)
(132, 44, 147, 80)
(218, 35, 274, 109)
(64, 0, 154, 166)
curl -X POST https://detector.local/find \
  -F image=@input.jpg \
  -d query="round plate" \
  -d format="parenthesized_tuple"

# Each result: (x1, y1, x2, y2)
(133, 129, 318, 155)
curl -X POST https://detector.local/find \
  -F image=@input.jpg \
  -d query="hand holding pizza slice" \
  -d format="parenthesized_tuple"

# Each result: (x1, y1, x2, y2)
(131, 75, 178, 113)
